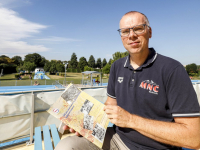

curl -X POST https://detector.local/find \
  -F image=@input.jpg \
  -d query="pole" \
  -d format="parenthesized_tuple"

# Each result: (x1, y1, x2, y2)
(65, 65, 66, 86)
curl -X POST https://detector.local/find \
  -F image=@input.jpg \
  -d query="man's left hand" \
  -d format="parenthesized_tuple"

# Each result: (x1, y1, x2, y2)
(104, 105, 132, 128)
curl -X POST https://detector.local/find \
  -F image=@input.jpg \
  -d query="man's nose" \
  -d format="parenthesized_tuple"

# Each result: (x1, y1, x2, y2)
(129, 29, 137, 37)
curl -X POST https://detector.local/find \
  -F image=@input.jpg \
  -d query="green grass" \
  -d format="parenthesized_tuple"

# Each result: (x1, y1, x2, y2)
(0, 73, 108, 86)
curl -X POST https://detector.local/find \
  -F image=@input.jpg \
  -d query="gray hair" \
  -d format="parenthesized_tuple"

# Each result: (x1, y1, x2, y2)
(123, 11, 150, 26)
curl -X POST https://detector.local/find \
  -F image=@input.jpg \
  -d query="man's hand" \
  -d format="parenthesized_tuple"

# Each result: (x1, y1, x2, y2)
(104, 105, 132, 128)
(63, 125, 81, 136)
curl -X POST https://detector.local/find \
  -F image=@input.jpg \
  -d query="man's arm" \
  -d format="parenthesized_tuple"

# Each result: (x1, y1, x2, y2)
(104, 104, 200, 149)
(104, 96, 117, 106)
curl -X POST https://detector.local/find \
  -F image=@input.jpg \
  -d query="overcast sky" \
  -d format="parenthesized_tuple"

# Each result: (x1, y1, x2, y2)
(0, 0, 200, 65)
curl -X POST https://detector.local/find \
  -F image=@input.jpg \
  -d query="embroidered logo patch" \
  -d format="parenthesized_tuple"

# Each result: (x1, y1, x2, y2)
(139, 80, 159, 95)
(118, 77, 124, 83)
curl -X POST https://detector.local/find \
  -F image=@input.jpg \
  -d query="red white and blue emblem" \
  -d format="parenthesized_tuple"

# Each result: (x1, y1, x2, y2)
(53, 108, 59, 113)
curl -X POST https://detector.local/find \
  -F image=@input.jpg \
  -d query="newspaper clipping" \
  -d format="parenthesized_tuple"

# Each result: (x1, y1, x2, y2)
(47, 84, 110, 148)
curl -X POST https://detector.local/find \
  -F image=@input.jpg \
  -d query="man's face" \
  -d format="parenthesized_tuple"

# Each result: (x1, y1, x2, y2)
(120, 13, 152, 55)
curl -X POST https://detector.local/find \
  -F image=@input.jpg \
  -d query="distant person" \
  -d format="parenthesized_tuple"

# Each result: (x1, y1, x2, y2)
(29, 75, 32, 80)
(95, 79, 100, 85)
(55, 11, 200, 150)
(34, 81, 39, 86)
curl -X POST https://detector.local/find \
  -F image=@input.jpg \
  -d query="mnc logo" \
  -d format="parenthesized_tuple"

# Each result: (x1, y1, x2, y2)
(139, 80, 159, 94)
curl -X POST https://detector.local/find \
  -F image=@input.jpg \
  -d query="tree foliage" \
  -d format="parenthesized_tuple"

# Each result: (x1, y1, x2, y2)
(56, 63, 64, 72)
(12, 56, 22, 66)
(23, 62, 36, 72)
(49, 60, 57, 73)
(102, 63, 111, 74)
(79, 57, 88, 71)
(24, 53, 44, 67)
(186, 63, 197, 74)
(112, 51, 129, 62)
(0, 55, 14, 64)
(84, 66, 92, 71)
(96, 58, 101, 68)
(88, 55, 95, 68)
(102, 58, 107, 67)
(70, 53, 78, 68)
(44, 60, 51, 72)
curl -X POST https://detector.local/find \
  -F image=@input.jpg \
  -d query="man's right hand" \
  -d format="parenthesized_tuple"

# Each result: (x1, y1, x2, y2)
(63, 125, 81, 136)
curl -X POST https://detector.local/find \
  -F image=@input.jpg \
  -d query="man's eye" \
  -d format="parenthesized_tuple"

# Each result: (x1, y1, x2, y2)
(121, 30, 129, 34)
(134, 27, 144, 32)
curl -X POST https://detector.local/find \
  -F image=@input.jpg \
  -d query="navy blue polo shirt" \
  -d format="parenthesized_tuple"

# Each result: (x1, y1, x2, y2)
(107, 48, 200, 150)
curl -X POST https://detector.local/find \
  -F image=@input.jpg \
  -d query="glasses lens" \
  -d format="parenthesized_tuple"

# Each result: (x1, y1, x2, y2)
(120, 28, 130, 36)
(133, 25, 145, 34)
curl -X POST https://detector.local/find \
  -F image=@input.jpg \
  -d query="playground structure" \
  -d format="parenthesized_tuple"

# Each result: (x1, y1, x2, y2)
(34, 71, 50, 80)
(81, 71, 102, 86)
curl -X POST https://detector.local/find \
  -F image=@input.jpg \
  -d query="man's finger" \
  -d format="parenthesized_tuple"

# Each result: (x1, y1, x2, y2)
(63, 125, 69, 130)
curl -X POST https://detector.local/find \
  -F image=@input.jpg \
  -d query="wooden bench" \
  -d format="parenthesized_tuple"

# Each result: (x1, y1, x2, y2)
(34, 124, 60, 150)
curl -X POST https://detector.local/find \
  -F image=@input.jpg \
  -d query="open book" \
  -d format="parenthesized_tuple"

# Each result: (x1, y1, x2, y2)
(47, 84, 110, 148)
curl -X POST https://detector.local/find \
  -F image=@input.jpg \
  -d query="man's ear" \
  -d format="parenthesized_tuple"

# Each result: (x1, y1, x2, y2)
(149, 27, 152, 38)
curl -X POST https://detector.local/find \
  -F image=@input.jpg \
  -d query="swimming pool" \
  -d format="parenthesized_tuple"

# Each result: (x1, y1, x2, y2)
(0, 85, 56, 93)
(191, 80, 200, 82)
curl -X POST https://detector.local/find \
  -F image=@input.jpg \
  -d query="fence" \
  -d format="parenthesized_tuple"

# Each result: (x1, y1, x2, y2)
(0, 78, 108, 87)
(0, 86, 107, 147)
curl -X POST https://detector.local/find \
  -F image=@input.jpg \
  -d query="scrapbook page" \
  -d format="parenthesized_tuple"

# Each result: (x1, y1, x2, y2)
(47, 84, 110, 148)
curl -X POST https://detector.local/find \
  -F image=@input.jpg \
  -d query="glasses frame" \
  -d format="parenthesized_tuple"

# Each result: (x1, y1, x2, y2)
(117, 24, 149, 37)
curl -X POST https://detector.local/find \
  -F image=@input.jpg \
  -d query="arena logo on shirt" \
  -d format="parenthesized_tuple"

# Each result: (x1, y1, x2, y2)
(118, 77, 123, 83)
(139, 80, 159, 95)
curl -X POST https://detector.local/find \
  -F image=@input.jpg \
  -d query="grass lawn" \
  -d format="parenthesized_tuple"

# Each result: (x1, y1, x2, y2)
(0, 73, 109, 86)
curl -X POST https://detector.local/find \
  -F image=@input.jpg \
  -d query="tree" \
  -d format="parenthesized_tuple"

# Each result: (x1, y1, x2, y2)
(56, 63, 64, 72)
(44, 60, 51, 72)
(49, 60, 57, 73)
(23, 62, 36, 72)
(96, 58, 102, 68)
(102, 63, 111, 74)
(39, 56, 46, 67)
(79, 57, 88, 71)
(108, 59, 113, 65)
(88, 55, 95, 68)
(0, 55, 14, 64)
(102, 58, 107, 68)
(12, 56, 22, 66)
(112, 51, 129, 62)
(84, 66, 92, 71)
(186, 63, 197, 74)
(70, 53, 78, 69)
(24, 53, 43, 67)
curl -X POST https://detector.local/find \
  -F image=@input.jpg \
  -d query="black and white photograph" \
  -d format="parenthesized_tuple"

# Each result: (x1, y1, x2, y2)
(92, 123, 106, 143)
(83, 114, 94, 130)
(80, 99, 94, 115)
(61, 85, 80, 104)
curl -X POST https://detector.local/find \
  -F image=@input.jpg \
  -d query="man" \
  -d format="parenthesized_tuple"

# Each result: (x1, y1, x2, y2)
(55, 11, 200, 150)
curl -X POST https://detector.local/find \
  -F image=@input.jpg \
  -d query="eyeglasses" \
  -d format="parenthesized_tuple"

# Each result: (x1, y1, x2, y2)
(117, 24, 149, 37)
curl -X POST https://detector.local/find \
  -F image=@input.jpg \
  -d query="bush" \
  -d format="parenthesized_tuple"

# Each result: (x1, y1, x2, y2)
(49, 72, 56, 75)
(0, 64, 17, 74)
(61, 73, 65, 77)
(15, 74, 20, 79)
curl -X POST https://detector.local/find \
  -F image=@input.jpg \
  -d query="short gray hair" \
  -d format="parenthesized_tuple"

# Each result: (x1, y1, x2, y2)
(124, 11, 150, 26)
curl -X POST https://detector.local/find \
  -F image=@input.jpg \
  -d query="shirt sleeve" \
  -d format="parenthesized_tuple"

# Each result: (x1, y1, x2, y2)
(107, 63, 116, 99)
(166, 65, 200, 117)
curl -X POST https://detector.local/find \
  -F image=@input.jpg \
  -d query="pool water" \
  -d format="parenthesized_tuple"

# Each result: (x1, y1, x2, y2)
(0, 85, 56, 93)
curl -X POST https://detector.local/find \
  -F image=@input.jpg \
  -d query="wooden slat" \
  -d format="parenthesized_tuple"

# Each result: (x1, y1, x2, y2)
(34, 126, 42, 150)
(50, 124, 60, 147)
(43, 125, 53, 150)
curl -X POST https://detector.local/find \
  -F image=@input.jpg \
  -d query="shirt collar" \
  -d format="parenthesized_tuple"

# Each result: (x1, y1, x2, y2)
(124, 48, 157, 69)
